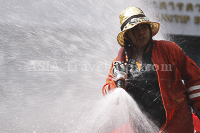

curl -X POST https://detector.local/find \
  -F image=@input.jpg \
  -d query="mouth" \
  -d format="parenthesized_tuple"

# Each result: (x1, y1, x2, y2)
(138, 37, 146, 41)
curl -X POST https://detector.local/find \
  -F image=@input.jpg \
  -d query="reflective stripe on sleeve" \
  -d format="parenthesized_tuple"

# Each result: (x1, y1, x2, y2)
(188, 85, 200, 92)
(189, 92, 200, 100)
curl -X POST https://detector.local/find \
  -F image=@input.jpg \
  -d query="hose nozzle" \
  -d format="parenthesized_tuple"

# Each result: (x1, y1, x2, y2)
(113, 61, 127, 89)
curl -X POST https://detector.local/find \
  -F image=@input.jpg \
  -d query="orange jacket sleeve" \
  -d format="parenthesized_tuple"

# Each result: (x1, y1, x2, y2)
(173, 43, 200, 109)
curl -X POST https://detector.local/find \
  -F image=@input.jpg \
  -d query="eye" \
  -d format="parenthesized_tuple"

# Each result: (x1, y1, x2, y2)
(132, 27, 138, 32)
(142, 25, 148, 29)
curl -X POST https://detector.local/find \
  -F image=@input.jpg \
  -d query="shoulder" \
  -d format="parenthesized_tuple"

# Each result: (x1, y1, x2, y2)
(153, 40, 176, 46)
(153, 40, 181, 51)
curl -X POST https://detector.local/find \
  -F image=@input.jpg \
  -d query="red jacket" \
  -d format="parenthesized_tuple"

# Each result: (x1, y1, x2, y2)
(102, 40, 200, 133)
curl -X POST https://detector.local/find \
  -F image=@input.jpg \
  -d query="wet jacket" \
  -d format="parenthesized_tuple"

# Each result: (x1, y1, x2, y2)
(102, 40, 200, 133)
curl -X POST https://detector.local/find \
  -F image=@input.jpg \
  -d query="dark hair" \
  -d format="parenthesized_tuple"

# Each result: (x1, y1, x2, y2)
(146, 24, 152, 38)
(146, 24, 153, 45)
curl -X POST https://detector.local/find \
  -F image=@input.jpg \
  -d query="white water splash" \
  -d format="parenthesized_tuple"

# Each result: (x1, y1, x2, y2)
(72, 88, 159, 133)
(0, 0, 166, 132)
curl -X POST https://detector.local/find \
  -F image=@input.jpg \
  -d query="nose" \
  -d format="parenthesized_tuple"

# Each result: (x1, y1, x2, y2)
(137, 27, 144, 35)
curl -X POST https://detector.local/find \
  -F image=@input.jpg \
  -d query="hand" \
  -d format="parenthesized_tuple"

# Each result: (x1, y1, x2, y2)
(102, 84, 110, 95)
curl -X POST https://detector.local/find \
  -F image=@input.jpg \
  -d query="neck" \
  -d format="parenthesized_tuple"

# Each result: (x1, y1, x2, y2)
(130, 41, 152, 63)
(132, 48, 144, 63)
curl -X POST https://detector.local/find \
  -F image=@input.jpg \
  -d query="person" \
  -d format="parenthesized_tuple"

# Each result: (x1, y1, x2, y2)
(102, 7, 200, 133)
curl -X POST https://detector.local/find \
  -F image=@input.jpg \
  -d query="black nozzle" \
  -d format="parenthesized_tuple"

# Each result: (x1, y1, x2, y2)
(116, 79, 125, 89)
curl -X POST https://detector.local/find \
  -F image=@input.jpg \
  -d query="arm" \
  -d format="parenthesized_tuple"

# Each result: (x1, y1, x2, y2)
(173, 43, 200, 109)
(102, 47, 126, 95)
(102, 57, 117, 95)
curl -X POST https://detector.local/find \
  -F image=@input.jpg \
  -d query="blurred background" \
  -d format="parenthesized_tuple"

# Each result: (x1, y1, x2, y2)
(0, 0, 199, 132)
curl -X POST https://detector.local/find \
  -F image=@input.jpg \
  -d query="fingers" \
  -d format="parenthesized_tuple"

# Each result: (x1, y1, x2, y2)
(102, 84, 110, 95)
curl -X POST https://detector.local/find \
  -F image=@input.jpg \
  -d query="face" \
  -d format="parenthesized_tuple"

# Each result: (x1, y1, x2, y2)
(125, 24, 151, 49)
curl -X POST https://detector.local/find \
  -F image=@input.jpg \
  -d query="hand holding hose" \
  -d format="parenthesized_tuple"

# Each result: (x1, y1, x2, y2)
(113, 61, 127, 89)
(102, 84, 110, 95)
